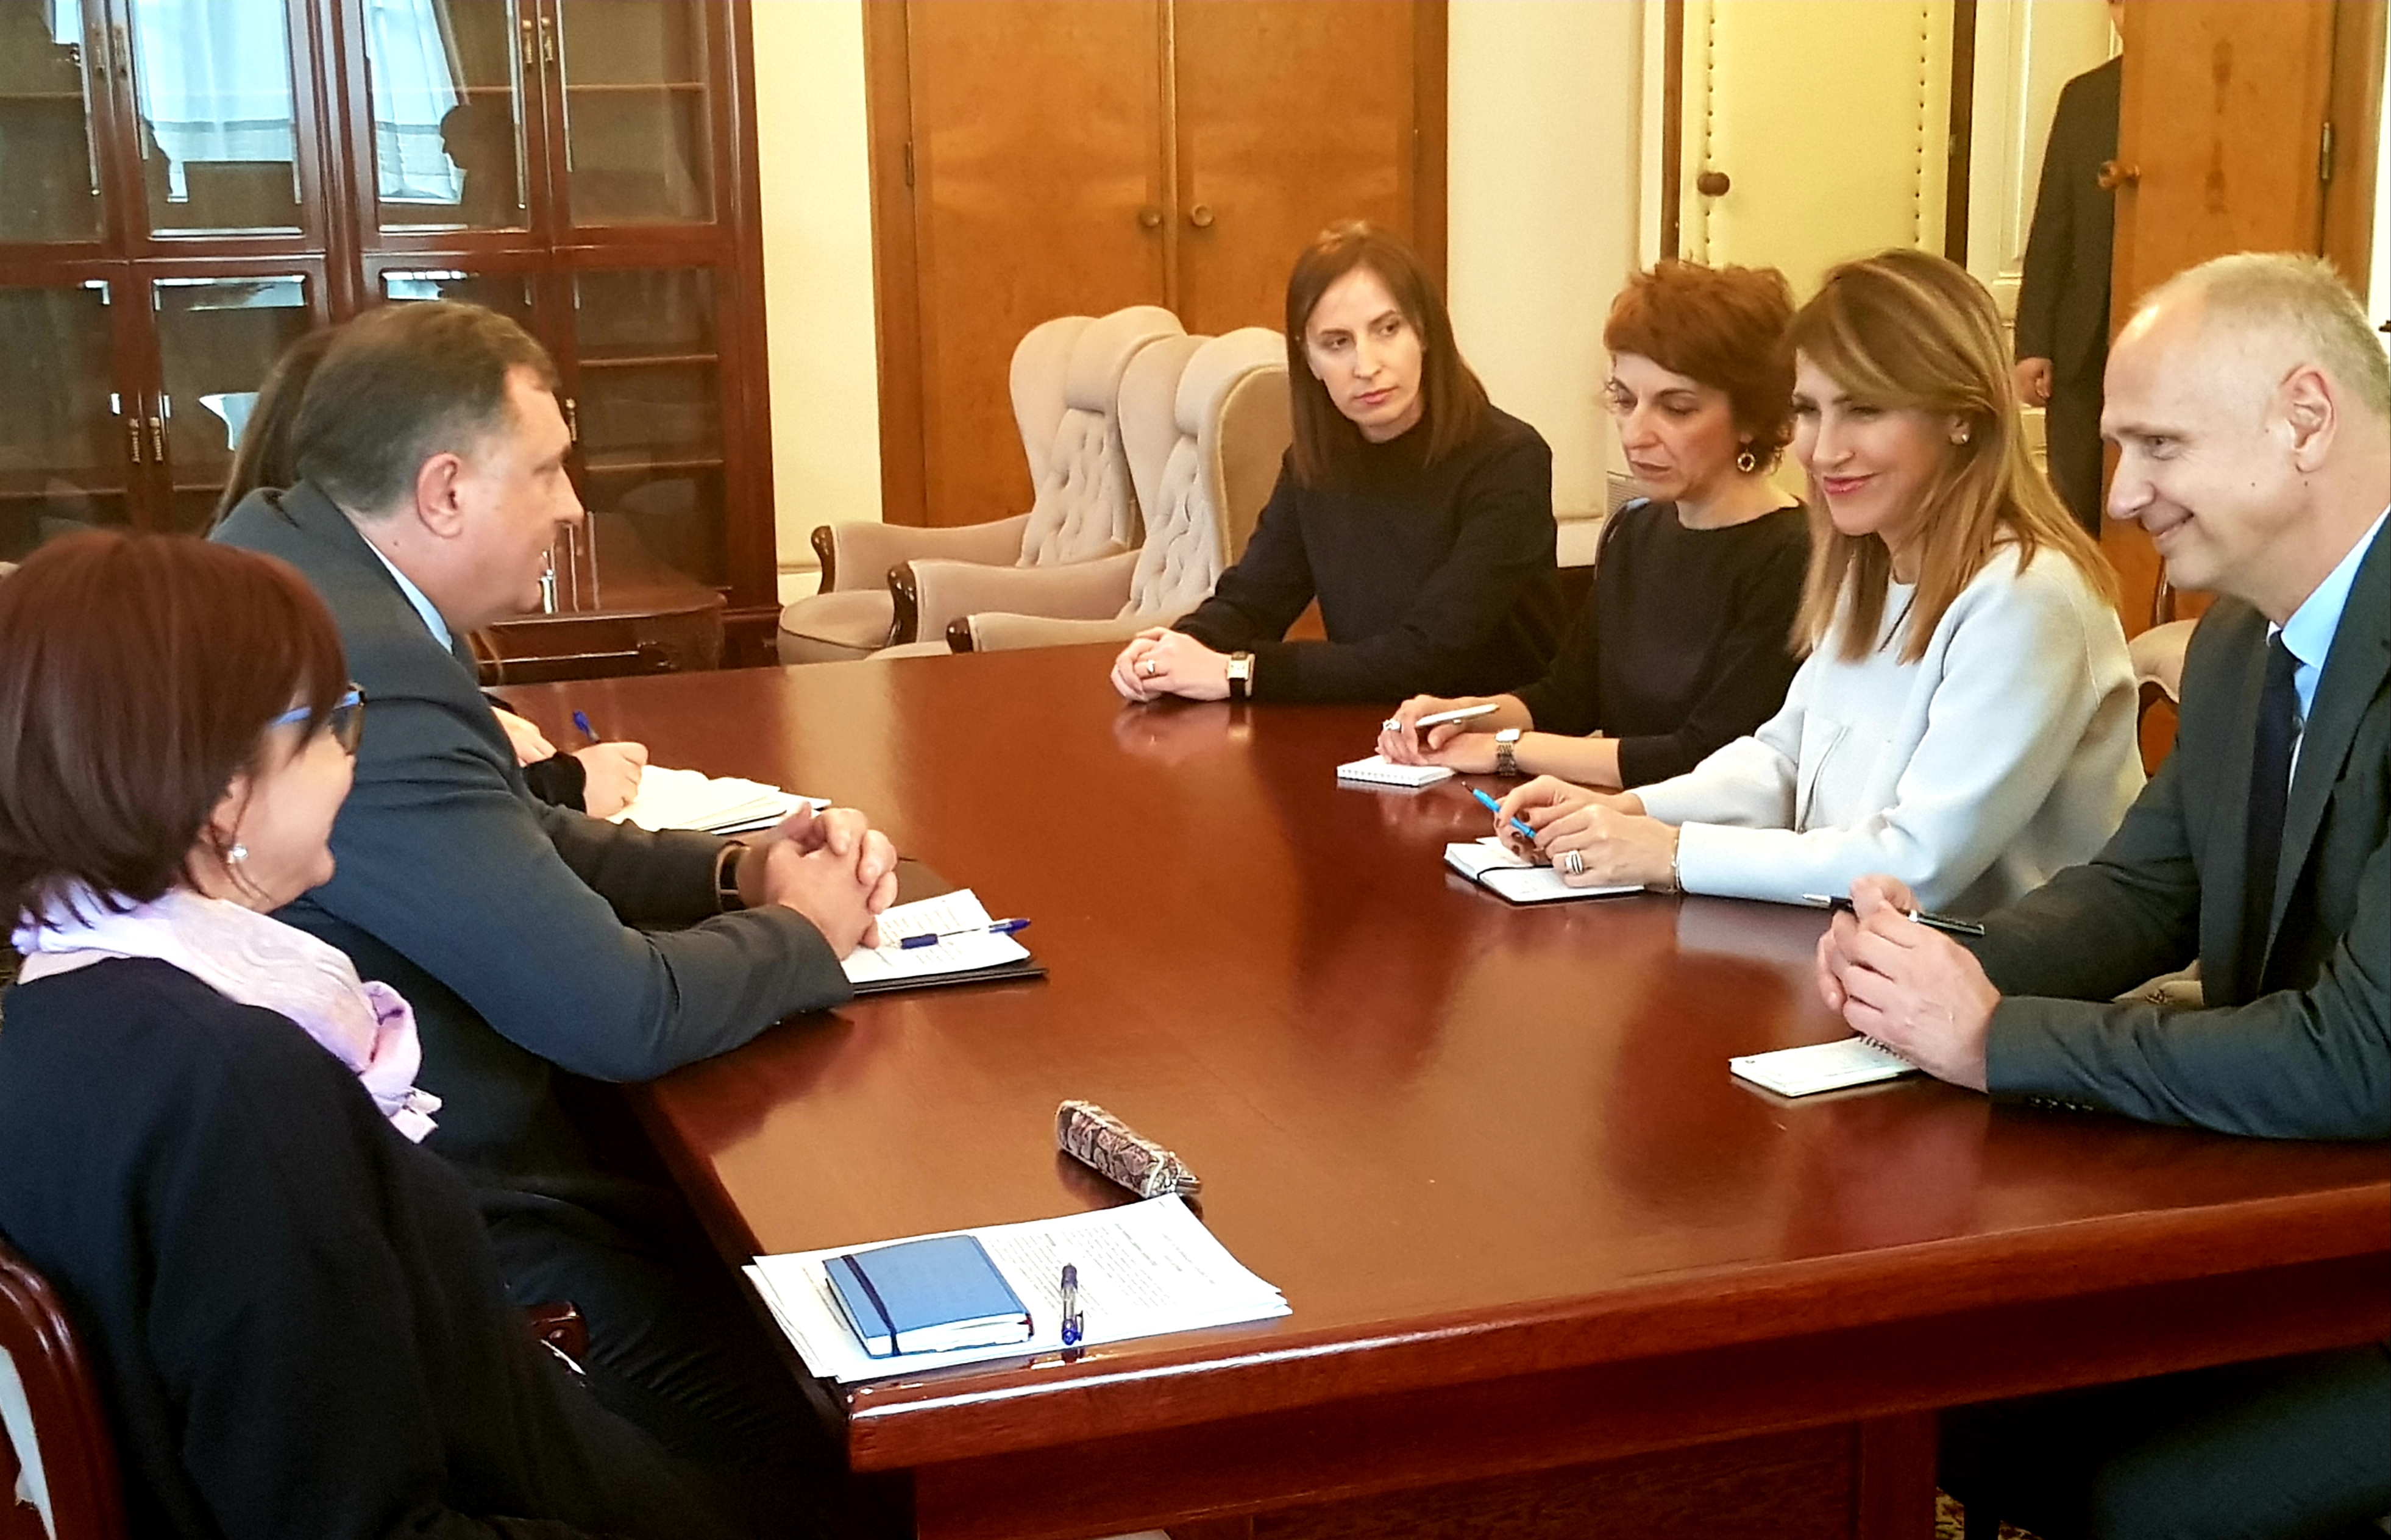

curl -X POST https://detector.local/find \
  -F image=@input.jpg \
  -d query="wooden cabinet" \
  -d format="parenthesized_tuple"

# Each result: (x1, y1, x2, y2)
(0, 0, 775, 667)
(868, 0, 1444, 529)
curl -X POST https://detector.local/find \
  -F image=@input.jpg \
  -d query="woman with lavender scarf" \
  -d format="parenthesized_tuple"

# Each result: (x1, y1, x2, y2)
(0, 533, 817, 1539)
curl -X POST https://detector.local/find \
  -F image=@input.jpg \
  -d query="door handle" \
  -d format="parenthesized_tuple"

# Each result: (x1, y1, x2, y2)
(1695, 169, 1731, 197)
(1137, 205, 1162, 230)
(146, 415, 165, 463)
(1188, 203, 1215, 229)
(126, 414, 143, 465)
(2096, 160, 2139, 191)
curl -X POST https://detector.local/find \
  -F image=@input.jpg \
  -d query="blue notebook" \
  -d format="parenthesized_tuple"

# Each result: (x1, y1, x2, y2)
(825, 1234, 1034, 1358)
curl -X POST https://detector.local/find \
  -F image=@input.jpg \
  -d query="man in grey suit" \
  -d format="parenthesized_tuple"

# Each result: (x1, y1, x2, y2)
(216, 300, 899, 1529)
(1817, 254, 2389, 1538)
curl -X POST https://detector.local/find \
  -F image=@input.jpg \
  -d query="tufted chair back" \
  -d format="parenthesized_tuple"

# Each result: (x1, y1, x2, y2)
(1006, 316, 1090, 494)
(1117, 333, 1206, 532)
(1120, 327, 1289, 620)
(1015, 305, 1185, 567)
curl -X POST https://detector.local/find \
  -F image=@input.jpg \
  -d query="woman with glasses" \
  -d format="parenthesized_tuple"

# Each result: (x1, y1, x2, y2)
(0, 532, 781, 1538)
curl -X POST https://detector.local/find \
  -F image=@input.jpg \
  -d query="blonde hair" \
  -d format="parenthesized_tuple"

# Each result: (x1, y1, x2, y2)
(2137, 252, 2391, 422)
(1788, 249, 2114, 663)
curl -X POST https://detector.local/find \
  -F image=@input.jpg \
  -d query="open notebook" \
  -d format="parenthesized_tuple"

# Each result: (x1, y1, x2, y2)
(607, 766, 825, 835)
(842, 887, 1042, 994)
(1443, 837, 1641, 903)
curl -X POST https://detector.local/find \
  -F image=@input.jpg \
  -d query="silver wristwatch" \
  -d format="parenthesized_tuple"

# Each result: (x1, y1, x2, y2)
(1494, 727, 1522, 778)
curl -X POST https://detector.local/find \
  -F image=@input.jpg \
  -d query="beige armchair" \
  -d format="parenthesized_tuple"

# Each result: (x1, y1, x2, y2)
(917, 327, 1290, 655)
(778, 307, 1184, 662)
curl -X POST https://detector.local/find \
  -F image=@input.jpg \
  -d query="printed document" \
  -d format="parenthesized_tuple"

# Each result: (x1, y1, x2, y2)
(609, 765, 826, 834)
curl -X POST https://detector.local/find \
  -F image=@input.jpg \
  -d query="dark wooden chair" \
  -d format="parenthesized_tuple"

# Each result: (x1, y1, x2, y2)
(0, 1234, 124, 1540)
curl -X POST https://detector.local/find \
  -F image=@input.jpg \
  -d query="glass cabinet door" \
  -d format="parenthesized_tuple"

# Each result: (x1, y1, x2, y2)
(125, 0, 304, 237)
(570, 267, 724, 593)
(553, 0, 713, 225)
(152, 272, 311, 529)
(363, 0, 533, 234)
(0, 0, 106, 243)
(378, 264, 536, 328)
(0, 282, 129, 560)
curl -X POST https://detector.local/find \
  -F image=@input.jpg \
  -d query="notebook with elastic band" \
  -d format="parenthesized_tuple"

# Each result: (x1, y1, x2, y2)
(824, 1233, 1034, 1358)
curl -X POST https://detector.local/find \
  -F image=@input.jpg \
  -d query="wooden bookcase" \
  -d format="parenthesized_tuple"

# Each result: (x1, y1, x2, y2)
(0, 0, 778, 669)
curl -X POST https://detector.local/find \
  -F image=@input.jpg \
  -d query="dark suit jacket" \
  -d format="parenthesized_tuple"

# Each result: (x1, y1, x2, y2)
(2014, 55, 2121, 383)
(1972, 520, 2390, 1139)
(215, 483, 851, 1207)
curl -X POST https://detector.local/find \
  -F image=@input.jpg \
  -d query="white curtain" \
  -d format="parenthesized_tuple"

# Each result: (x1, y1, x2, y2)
(363, 0, 464, 202)
(128, 0, 297, 197)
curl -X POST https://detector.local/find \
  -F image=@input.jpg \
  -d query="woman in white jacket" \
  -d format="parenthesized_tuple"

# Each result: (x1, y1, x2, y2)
(1497, 249, 2141, 914)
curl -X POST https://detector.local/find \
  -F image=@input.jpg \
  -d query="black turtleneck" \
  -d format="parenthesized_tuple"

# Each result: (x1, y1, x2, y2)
(1172, 406, 1562, 703)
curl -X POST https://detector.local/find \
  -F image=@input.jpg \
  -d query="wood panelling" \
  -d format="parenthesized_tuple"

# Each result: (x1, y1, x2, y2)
(868, 2, 1446, 528)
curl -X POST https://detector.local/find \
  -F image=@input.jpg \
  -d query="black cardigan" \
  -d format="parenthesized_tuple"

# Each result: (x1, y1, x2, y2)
(1173, 406, 1562, 702)
(1512, 497, 1811, 787)
(0, 959, 745, 1540)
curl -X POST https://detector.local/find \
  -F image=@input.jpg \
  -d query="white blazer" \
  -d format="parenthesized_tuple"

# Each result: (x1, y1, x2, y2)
(1635, 544, 2143, 914)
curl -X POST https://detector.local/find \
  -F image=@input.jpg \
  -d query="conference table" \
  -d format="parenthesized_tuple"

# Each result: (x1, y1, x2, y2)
(516, 645, 2389, 1540)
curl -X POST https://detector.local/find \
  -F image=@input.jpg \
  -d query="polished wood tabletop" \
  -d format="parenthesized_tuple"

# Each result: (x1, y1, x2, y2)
(516, 645, 2390, 1540)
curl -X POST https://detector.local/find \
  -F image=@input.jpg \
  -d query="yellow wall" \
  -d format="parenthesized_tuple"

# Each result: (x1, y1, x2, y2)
(750, 0, 883, 592)
(752, 0, 1649, 583)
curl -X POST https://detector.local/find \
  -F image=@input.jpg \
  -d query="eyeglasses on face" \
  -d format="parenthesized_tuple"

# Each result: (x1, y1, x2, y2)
(269, 685, 367, 754)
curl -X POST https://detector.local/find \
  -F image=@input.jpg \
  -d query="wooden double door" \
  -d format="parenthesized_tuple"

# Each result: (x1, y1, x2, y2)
(868, 1, 1446, 529)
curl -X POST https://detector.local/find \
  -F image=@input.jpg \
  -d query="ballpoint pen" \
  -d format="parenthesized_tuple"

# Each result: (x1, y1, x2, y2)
(1468, 785, 1541, 844)
(898, 918, 1032, 949)
(571, 709, 599, 744)
(1059, 1263, 1082, 1347)
(1803, 893, 1988, 939)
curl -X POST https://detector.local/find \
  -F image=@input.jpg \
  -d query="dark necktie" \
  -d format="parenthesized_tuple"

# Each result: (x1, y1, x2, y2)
(2239, 634, 2299, 995)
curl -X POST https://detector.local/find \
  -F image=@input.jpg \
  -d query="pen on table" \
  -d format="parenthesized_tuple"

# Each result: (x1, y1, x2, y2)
(571, 709, 600, 744)
(1468, 785, 1541, 845)
(897, 918, 1032, 949)
(1059, 1263, 1082, 1347)
(1803, 893, 1988, 939)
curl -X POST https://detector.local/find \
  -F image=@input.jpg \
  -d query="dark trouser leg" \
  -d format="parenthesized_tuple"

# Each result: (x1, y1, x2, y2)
(1941, 1343, 2391, 1540)
(489, 1202, 907, 1540)
(2044, 375, 2108, 541)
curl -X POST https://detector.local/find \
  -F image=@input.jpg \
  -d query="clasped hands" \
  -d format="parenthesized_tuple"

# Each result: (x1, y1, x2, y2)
(1110, 628, 1231, 702)
(1813, 875, 1999, 1091)
(1488, 775, 1680, 889)
(733, 805, 900, 956)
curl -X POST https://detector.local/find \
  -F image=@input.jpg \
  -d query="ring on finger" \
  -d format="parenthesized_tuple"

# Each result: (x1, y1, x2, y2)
(1560, 849, 1585, 877)
(1382, 717, 1401, 732)
(1141, 659, 1158, 677)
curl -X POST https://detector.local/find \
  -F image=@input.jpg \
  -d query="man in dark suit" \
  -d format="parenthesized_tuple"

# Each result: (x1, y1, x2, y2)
(1817, 254, 2390, 1538)
(2014, 32, 2122, 538)
(215, 301, 900, 1525)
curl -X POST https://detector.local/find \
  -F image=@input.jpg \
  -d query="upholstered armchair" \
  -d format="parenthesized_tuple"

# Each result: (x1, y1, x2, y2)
(777, 306, 1184, 662)
(909, 327, 1290, 656)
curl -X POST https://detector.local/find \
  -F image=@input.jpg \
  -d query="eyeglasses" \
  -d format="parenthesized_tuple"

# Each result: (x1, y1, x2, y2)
(270, 685, 367, 754)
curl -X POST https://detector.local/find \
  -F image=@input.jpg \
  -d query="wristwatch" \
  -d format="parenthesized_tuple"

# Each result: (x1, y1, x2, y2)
(1494, 727, 1522, 778)
(1226, 651, 1254, 702)
(714, 840, 749, 913)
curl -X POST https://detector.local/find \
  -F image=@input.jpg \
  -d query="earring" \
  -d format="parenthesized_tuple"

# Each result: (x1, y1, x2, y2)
(1952, 426, 1972, 445)
(1735, 447, 1760, 474)
(227, 843, 248, 865)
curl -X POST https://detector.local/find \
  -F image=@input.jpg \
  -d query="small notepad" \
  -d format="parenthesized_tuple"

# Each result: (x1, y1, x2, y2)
(1337, 754, 1453, 788)
(1730, 1037, 1920, 1097)
(1442, 837, 1641, 903)
(842, 888, 1031, 988)
(825, 1233, 1032, 1358)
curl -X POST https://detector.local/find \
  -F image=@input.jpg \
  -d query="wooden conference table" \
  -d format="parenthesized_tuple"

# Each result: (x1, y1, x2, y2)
(516, 645, 2390, 1540)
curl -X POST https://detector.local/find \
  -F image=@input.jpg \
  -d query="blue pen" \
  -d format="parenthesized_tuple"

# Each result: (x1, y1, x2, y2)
(571, 709, 599, 744)
(1468, 785, 1540, 844)
(898, 918, 1031, 949)
(1059, 1263, 1082, 1347)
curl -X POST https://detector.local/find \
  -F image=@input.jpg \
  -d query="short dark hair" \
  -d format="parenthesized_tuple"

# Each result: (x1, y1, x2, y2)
(213, 322, 339, 526)
(1284, 221, 1489, 487)
(1604, 260, 1798, 464)
(292, 299, 559, 517)
(0, 531, 348, 928)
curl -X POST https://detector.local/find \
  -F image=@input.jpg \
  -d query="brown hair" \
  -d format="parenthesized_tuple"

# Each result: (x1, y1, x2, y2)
(1786, 249, 2112, 663)
(212, 323, 338, 527)
(1284, 221, 1488, 486)
(1604, 260, 1797, 464)
(0, 531, 347, 928)
(293, 299, 558, 517)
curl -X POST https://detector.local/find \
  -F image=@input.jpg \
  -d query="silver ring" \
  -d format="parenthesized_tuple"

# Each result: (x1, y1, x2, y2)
(1141, 659, 1157, 677)
(1382, 717, 1402, 731)
(1560, 849, 1585, 877)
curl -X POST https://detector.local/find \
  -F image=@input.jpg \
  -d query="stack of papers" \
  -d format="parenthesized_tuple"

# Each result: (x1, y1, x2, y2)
(1730, 1037, 1919, 1097)
(1443, 837, 1641, 903)
(608, 766, 826, 834)
(1337, 754, 1453, 788)
(842, 888, 1031, 988)
(747, 1196, 1290, 1383)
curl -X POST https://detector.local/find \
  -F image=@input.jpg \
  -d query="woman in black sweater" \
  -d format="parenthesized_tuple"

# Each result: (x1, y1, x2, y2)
(0, 534, 833, 1539)
(1110, 222, 1561, 704)
(1379, 261, 1810, 790)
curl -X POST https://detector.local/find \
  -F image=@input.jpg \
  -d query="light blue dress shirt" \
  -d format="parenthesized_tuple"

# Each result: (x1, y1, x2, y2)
(365, 539, 454, 650)
(2273, 507, 2387, 775)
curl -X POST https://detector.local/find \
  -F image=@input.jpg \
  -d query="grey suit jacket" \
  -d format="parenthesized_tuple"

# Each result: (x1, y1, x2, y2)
(1973, 521, 2390, 1139)
(215, 483, 851, 1201)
